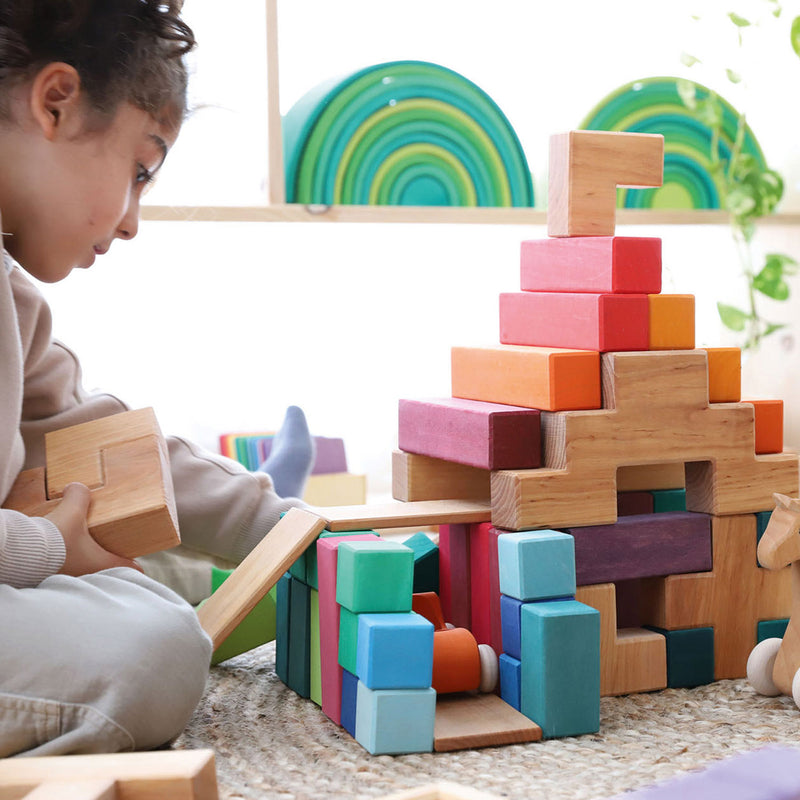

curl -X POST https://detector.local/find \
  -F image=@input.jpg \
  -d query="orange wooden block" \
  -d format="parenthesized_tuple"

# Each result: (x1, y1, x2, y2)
(413, 592, 447, 631)
(648, 294, 695, 350)
(432, 627, 481, 694)
(548, 130, 664, 237)
(704, 347, 741, 403)
(451, 345, 601, 412)
(747, 399, 784, 454)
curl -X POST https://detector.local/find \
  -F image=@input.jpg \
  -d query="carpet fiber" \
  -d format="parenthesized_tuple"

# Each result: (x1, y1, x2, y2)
(174, 642, 800, 799)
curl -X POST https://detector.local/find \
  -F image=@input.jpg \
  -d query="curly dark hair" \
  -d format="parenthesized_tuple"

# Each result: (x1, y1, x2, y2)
(0, 0, 196, 123)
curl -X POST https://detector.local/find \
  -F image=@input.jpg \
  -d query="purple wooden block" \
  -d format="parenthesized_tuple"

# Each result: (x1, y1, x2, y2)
(569, 512, 711, 586)
(258, 435, 348, 475)
(617, 491, 654, 517)
(398, 397, 541, 471)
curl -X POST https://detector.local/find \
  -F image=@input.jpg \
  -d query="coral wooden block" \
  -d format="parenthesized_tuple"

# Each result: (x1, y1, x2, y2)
(746, 399, 784, 454)
(648, 294, 696, 350)
(392, 450, 490, 503)
(547, 130, 664, 237)
(438, 524, 471, 628)
(4, 408, 179, 559)
(704, 347, 741, 402)
(520, 236, 662, 294)
(575, 582, 667, 696)
(451, 344, 601, 412)
(499, 292, 650, 352)
(398, 397, 541, 471)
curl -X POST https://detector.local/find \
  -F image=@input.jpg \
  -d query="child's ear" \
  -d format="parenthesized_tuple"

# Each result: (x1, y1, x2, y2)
(29, 62, 83, 140)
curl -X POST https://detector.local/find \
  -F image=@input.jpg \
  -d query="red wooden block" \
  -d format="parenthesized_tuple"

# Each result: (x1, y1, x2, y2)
(617, 491, 655, 517)
(438, 524, 471, 629)
(469, 522, 493, 646)
(520, 237, 662, 294)
(499, 292, 650, 352)
(398, 397, 541, 471)
(568, 511, 712, 585)
(746, 399, 784, 454)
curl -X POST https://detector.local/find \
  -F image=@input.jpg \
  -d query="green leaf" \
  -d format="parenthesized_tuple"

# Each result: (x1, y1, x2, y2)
(765, 252, 799, 276)
(764, 322, 787, 336)
(717, 302, 750, 331)
(681, 51, 700, 67)
(726, 68, 742, 83)
(729, 12, 752, 26)
(792, 15, 800, 57)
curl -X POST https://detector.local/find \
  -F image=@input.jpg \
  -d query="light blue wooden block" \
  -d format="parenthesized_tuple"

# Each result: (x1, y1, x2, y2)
(356, 612, 434, 689)
(354, 682, 436, 754)
(499, 653, 521, 710)
(520, 599, 600, 739)
(498, 530, 576, 601)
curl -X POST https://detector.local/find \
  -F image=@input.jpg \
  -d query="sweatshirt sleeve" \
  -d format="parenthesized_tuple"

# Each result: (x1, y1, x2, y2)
(0, 510, 65, 588)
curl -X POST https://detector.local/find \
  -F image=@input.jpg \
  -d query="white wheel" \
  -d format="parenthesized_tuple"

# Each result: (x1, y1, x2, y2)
(746, 638, 782, 696)
(477, 644, 498, 693)
(791, 669, 800, 710)
(444, 622, 456, 630)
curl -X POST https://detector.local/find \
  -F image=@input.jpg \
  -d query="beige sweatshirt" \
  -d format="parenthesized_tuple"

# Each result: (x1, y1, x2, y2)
(0, 258, 300, 589)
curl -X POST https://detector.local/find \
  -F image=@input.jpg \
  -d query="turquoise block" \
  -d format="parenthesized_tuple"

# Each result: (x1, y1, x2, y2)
(338, 606, 359, 675)
(336, 540, 414, 613)
(287, 577, 310, 698)
(758, 619, 789, 642)
(306, 530, 378, 590)
(499, 653, 521, 710)
(498, 531, 576, 602)
(356, 612, 434, 689)
(275, 573, 291, 685)
(651, 488, 686, 513)
(403, 532, 440, 594)
(354, 682, 436, 754)
(645, 626, 713, 689)
(520, 599, 600, 738)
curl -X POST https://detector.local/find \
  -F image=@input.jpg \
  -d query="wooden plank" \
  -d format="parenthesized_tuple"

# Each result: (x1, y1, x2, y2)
(197, 507, 327, 649)
(392, 451, 490, 503)
(318, 500, 491, 532)
(433, 693, 542, 752)
(0, 751, 217, 800)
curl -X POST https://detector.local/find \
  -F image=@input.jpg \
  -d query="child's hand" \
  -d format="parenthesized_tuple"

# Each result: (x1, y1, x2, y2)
(46, 483, 143, 576)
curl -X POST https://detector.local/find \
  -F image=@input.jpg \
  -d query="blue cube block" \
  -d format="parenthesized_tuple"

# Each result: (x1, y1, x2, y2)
(355, 682, 436, 754)
(356, 612, 434, 689)
(498, 531, 576, 602)
(499, 653, 521, 710)
(500, 595, 523, 660)
(520, 599, 600, 738)
(341, 669, 358, 737)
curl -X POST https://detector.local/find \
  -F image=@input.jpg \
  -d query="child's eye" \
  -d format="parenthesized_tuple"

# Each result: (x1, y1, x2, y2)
(135, 164, 155, 187)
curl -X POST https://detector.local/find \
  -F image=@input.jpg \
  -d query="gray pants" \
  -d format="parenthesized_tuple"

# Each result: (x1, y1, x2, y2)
(0, 568, 212, 757)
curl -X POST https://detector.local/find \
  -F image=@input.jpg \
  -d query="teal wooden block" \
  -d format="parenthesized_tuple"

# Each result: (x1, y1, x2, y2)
(644, 626, 714, 689)
(354, 682, 436, 754)
(306, 530, 378, 590)
(356, 612, 434, 689)
(275, 573, 291, 685)
(288, 577, 311, 698)
(403, 532, 440, 594)
(336, 540, 414, 613)
(338, 606, 359, 675)
(758, 619, 789, 642)
(651, 488, 686, 513)
(520, 599, 600, 738)
(498, 531, 576, 602)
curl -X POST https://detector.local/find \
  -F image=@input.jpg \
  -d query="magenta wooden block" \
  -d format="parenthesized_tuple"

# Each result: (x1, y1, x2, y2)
(316, 532, 379, 725)
(499, 292, 650, 352)
(567, 511, 711, 586)
(398, 397, 541, 471)
(520, 236, 662, 294)
(469, 523, 492, 646)
(438, 524, 471, 629)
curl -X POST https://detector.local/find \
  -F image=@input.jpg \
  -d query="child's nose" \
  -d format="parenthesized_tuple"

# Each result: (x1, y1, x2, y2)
(116, 197, 140, 240)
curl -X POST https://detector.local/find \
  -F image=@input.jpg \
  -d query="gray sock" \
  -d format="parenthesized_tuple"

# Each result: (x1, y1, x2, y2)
(259, 406, 316, 499)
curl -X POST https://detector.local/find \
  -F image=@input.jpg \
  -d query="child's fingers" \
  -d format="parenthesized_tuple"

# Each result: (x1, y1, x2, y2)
(60, 482, 91, 515)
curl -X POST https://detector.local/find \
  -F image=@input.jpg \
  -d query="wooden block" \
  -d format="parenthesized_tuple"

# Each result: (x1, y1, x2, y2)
(438, 524, 471, 628)
(705, 347, 741, 402)
(648, 294, 695, 350)
(433, 693, 542, 753)
(0, 751, 217, 800)
(499, 292, 650, 352)
(746, 399, 784, 454)
(643, 625, 715, 689)
(651, 488, 687, 513)
(4, 408, 179, 559)
(392, 451, 490, 503)
(432, 627, 481, 695)
(338, 606, 360, 675)
(575, 583, 667, 696)
(318, 500, 491, 532)
(547, 130, 664, 237)
(568, 512, 712, 585)
(303, 472, 367, 506)
(340, 668, 358, 737)
(469, 522, 492, 646)
(275, 573, 290, 685)
(640, 514, 791, 679)
(617, 463, 685, 492)
(451, 345, 601, 412)
(617, 491, 654, 516)
(287, 577, 311, 698)
(20, 779, 117, 800)
(520, 236, 662, 294)
(497, 530, 576, 601)
(398, 397, 541, 471)
(196, 507, 328, 649)
(491, 351, 799, 531)
(500, 595, 523, 660)
(412, 592, 447, 631)
(336, 540, 414, 613)
(355, 683, 436, 755)
(487, 527, 504, 656)
(498, 653, 521, 710)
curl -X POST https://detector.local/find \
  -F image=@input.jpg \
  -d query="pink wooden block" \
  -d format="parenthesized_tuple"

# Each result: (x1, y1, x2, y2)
(469, 523, 494, 646)
(316, 533, 379, 725)
(488, 527, 504, 657)
(520, 236, 662, 294)
(398, 397, 541, 471)
(499, 292, 650, 352)
(438, 524, 471, 629)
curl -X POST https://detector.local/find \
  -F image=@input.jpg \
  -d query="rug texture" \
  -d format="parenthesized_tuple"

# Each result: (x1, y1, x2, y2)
(174, 642, 800, 799)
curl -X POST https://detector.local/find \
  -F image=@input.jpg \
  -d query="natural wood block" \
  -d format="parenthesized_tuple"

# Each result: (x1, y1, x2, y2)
(20, 779, 117, 799)
(3, 408, 179, 559)
(648, 294, 695, 350)
(746, 399, 784, 454)
(640, 514, 791, 679)
(499, 292, 649, 352)
(392, 451, 490, 503)
(519, 236, 662, 294)
(303, 472, 367, 506)
(398, 397, 541, 471)
(704, 347, 741, 402)
(491, 350, 798, 530)
(547, 130, 664, 237)
(318, 500, 491, 532)
(617, 462, 685, 492)
(575, 583, 667, 696)
(0, 750, 217, 800)
(433, 693, 542, 752)
(451, 345, 601, 412)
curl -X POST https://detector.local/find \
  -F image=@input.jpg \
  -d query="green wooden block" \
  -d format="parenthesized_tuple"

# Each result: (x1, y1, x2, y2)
(758, 618, 789, 642)
(305, 530, 378, 590)
(275, 572, 291, 685)
(403, 532, 440, 594)
(651, 488, 686, 513)
(288, 577, 311, 698)
(310, 589, 322, 705)
(336, 541, 414, 613)
(645, 625, 714, 688)
(338, 606, 360, 675)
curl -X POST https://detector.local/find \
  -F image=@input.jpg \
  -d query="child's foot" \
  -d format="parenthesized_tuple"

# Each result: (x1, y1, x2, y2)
(259, 406, 316, 498)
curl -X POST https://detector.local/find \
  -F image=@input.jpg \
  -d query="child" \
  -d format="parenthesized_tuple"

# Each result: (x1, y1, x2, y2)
(0, 0, 312, 756)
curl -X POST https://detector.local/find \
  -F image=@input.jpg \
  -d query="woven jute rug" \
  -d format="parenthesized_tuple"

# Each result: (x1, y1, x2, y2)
(174, 642, 800, 799)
